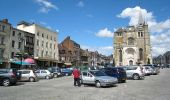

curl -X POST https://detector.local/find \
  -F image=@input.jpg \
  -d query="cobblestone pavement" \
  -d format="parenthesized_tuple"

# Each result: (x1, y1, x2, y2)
(0, 69, 170, 100)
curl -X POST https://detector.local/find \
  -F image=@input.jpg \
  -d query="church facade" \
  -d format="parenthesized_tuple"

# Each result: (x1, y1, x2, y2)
(113, 13, 152, 66)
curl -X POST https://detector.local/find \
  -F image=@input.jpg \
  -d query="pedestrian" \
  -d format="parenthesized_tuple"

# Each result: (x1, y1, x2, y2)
(72, 68, 81, 87)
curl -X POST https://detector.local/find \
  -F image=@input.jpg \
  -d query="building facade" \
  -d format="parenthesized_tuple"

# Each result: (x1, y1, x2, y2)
(58, 36, 80, 66)
(114, 13, 152, 66)
(17, 21, 58, 68)
(0, 19, 12, 68)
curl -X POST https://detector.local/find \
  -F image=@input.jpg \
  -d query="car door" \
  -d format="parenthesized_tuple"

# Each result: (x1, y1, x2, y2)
(82, 72, 95, 84)
(41, 70, 47, 78)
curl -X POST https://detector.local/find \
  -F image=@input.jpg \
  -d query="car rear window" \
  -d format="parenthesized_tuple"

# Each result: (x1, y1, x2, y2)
(127, 67, 137, 70)
(21, 71, 30, 74)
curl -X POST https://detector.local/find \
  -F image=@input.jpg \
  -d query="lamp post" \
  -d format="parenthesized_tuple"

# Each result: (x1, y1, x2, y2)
(18, 34, 25, 69)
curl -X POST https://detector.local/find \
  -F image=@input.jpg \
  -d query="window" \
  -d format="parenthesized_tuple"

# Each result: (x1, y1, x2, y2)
(21, 71, 30, 74)
(12, 40, 15, 48)
(11, 52, 14, 58)
(2, 25, 5, 31)
(141, 32, 143, 37)
(128, 37, 134, 45)
(37, 40, 39, 46)
(41, 70, 47, 73)
(47, 35, 48, 39)
(41, 50, 44, 57)
(30, 37, 33, 43)
(54, 37, 56, 41)
(1, 37, 4, 44)
(18, 42, 21, 49)
(139, 48, 143, 60)
(42, 33, 44, 37)
(36, 50, 39, 57)
(46, 51, 48, 56)
(50, 43, 52, 48)
(12, 31, 15, 36)
(51, 36, 52, 40)
(18, 33, 21, 37)
(82, 72, 87, 76)
(54, 44, 55, 49)
(42, 41, 44, 46)
(119, 49, 122, 62)
(46, 42, 48, 48)
(54, 53, 55, 58)
(0, 49, 4, 58)
(138, 32, 140, 37)
(37, 32, 39, 36)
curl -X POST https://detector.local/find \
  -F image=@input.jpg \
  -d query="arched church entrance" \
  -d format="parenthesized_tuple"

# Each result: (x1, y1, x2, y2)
(129, 60, 133, 65)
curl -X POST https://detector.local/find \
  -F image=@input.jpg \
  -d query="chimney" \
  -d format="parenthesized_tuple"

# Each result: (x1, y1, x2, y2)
(2, 19, 8, 23)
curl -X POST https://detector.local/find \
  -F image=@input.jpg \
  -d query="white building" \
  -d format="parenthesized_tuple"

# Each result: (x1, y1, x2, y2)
(17, 21, 59, 67)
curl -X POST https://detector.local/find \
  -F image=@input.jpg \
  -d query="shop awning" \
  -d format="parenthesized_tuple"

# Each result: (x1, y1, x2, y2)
(64, 63, 72, 66)
(24, 58, 35, 64)
(11, 61, 33, 65)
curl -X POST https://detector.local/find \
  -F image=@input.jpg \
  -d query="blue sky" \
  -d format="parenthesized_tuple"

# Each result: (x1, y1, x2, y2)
(1, 0, 170, 56)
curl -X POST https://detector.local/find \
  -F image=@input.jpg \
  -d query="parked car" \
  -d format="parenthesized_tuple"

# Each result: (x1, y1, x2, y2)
(100, 67, 127, 83)
(35, 70, 53, 79)
(47, 67, 62, 78)
(142, 66, 153, 76)
(143, 64, 160, 75)
(19, 69, 38, 82)
(123, 66, 145, 80)
(61, 68, 72, 76)
(0, 68, 20, 86)
(80, 70, 118, 88)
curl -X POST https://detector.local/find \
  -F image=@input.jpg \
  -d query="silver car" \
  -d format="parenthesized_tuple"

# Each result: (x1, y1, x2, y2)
(123, 66, 145, 80)
(35, 70, 53, 79)
(19, 70, 38, 82)
(81, 70, 118, 88)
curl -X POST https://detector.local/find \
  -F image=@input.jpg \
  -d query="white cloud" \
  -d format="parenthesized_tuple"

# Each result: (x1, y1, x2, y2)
(118, 6, 170, 56)
(81, 45, 113, 56)
(151, 30, 170, 57)
(118, 6, 170, 33)
(34, 0, 58, 13)
(96, 28, 114, 38)
(77, 1, 84, 8)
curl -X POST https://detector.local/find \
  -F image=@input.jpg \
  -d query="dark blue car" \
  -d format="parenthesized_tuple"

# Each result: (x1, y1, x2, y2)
(61, 68, 72, 76)
(100, 67, 127, 83)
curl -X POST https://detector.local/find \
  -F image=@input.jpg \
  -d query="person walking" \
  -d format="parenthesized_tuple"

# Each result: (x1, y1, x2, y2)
(72, 68, 81, 87)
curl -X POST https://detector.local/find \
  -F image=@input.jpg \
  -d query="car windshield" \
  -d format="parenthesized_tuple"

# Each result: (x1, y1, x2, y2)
(90, 71, 107, 76)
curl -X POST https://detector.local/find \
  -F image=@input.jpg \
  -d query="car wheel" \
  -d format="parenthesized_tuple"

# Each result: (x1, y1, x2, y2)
(53, 74, 58, 78)
(133, 74, 139, 80)
(29, 77, 35, 82)
(45, 76, 50, 79)
(2, 79, 10, 86)
(95, 81, 101, 88)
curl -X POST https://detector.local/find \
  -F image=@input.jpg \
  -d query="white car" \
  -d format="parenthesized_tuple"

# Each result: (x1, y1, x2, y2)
(19, 69, 38, 82)
(143, 66, 153, 75)
(123, 66, 145, 80)
(35, 70, 53, 79)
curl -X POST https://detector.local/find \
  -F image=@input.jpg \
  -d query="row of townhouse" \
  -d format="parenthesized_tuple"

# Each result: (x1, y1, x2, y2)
(0, 18, 111, 69)
(153, 51, 170, 67)
(58, 36, 112, 67)
(0, 19, 58, 68)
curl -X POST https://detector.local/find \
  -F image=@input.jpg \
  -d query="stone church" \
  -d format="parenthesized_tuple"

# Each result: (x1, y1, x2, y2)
(113, 12, 152, 66)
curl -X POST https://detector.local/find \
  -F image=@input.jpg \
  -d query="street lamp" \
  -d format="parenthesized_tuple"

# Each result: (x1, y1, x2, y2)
(18, 34, 25, 69)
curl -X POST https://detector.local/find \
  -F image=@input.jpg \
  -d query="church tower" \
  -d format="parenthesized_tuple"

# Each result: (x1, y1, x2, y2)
(113, 10, 152, 66)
